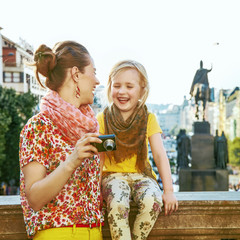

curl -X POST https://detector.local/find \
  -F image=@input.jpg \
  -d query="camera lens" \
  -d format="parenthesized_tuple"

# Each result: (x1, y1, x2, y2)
(103, 139, 115, 151)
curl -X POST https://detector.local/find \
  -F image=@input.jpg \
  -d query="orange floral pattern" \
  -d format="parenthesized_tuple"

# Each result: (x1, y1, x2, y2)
(19, 113, 103, 238)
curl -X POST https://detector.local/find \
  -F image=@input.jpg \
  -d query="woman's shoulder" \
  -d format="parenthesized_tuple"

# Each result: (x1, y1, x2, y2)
(21, 113, 54, 134)
(26, 112, 50, 125)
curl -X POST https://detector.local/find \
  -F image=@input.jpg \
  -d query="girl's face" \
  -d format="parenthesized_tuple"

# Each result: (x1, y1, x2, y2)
(111, 68, 143, 120)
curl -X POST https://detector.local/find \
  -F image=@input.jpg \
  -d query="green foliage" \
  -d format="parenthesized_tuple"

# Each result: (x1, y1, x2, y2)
(0, 110, 11, 179)
(0, 86, 38, 186)
(228, 137, 240, 166)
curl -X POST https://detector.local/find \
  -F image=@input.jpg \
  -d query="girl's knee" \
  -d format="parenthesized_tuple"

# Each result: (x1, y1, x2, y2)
(109, 200, 129, 211)
(139, 196, 162, 214)
(108, 202, 130, 221)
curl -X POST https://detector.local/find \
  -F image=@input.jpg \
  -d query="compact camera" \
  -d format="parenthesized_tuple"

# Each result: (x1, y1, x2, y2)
(92, 134, 116, 152)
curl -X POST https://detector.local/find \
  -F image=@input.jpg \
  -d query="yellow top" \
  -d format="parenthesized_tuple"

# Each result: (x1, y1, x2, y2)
(97, 112, 162, 178)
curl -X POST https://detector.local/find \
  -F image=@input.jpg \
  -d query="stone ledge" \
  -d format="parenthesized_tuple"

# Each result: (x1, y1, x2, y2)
(0, 192, 240, 240)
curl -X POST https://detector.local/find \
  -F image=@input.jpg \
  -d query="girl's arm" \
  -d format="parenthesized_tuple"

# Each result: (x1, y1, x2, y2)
(22, 133, 102, 211)
(149, 132, 178, 215)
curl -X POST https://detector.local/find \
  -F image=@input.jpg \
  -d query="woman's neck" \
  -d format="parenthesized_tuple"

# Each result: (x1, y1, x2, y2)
(58, 87, 81, 109)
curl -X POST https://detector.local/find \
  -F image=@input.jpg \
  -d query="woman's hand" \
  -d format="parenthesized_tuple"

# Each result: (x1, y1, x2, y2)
(162, 191, 178, 216)
(66, 133, 102, 171)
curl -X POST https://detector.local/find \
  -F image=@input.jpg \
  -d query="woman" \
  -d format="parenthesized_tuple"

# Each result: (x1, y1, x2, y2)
(19, 41, 104, 239)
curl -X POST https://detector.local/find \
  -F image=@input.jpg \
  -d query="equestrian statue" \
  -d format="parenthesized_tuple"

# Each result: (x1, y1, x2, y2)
(190, 60, 212, 121)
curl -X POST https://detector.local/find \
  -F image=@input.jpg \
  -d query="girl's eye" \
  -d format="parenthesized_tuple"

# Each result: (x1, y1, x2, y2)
(127, 86, 133, 89)
(113, 85, 120, 88)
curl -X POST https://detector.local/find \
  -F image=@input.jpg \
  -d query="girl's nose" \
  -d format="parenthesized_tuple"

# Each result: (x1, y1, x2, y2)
(118, 87, 125, 94)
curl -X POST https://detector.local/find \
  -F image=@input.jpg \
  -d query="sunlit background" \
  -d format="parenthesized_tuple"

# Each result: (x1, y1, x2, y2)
(1, 0, 240, 104)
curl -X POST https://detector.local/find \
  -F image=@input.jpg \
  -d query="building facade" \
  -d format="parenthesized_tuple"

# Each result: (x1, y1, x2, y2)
(0, 30, 46, 101)
(223, 87, 240, 140)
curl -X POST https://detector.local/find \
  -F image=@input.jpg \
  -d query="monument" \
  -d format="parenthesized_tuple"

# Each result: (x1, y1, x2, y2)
(179, 61, 229, 191)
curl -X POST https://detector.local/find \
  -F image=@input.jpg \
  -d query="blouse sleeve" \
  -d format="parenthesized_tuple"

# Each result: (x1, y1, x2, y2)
(19, 116, 50, 170)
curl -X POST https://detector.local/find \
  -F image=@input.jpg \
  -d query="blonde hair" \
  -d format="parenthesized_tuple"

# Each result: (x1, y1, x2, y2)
(107, 60, 149, 107)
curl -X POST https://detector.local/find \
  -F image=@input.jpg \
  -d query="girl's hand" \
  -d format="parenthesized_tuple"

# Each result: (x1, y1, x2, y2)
(66, 133, 102, 170)
(162, 191, 178, 216)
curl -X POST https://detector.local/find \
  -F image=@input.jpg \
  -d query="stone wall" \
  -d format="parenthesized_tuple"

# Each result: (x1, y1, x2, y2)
(0, 192, 240, 240)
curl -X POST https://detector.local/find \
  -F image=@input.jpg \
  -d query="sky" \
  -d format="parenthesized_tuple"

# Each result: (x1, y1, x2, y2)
(0, 0, 240, 105)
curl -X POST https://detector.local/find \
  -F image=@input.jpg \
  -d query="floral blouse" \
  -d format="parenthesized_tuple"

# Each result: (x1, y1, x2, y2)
(19, 113, 103, 238)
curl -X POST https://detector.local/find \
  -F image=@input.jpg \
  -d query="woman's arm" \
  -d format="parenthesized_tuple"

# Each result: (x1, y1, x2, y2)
(149, 133, 178, 215)
(22, 133, 102, 211)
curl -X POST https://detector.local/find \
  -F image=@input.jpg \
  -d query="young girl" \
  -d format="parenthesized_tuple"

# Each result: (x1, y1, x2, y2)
(97, 60, 178, 240)
(19, 41, 104, 239)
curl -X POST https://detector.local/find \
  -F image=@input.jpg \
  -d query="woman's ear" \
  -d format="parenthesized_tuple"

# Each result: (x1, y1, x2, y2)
(71, 66, 80, 82)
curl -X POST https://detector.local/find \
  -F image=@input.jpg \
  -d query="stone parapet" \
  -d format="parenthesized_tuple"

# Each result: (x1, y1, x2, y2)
(0, 192, 240, 240)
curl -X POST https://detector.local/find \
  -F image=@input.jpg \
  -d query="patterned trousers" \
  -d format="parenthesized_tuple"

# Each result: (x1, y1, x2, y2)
(102, 173, 163, 240)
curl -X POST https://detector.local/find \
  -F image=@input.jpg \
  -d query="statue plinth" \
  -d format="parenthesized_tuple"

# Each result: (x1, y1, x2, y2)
(191, 134, 215, 169)
(193, 121, 210, 134)
(179, 121, 229, 191)
(179, 169, 229, 191)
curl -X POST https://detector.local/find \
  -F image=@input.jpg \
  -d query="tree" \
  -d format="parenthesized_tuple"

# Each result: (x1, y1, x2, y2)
(0, 111, 11, 180)
(0, 86, 38, 186)
(228, 137, 240, 166)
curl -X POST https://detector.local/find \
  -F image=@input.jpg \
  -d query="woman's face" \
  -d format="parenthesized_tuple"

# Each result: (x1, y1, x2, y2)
(78, 57, 100, 105)
(111, 68, 143, 120)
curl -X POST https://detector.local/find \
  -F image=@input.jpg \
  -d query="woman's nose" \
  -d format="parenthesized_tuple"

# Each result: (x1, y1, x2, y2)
(95, 77, 100, 85)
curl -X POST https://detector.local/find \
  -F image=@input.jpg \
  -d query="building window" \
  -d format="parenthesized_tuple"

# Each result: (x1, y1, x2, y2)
(234, 119, 237, 139)
(26, 74, 30, 83)
(13, 72, 20, 82)
(4, 72, 12, 82)
(3, 72, 22, 83)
